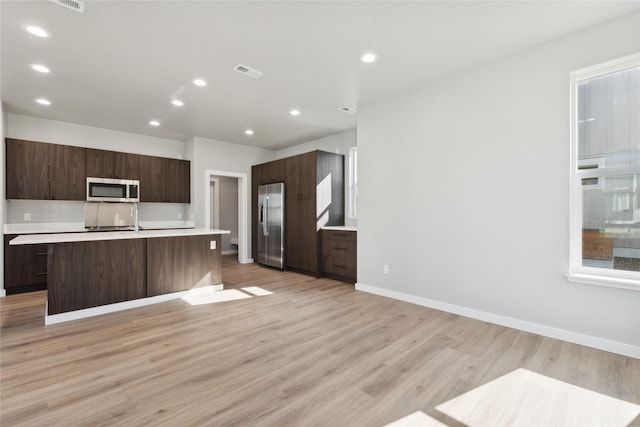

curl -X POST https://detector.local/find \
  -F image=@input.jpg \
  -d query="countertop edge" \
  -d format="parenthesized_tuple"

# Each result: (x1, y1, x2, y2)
(10, 228, 230, 245)
(321, 226, 357, 232)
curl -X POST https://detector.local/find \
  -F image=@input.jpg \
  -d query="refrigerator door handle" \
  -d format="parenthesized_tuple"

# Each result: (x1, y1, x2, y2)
(263, 196, 269, 236)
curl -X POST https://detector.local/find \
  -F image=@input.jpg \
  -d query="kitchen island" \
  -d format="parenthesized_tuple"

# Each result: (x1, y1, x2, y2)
(10, 228, 230, 324)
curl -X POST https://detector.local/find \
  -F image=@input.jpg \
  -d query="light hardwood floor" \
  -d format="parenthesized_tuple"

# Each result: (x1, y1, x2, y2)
(1, 256, 639, 426)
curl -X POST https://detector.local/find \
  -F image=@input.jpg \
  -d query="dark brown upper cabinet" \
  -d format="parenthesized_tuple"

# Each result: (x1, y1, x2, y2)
(6, 138, 85, 201)
(6, 139, 50, 200)
(49, 144, 86, 200)
(139, 155, 190, 203)
(86, 149, 140, 180)
(6, 138, 187, 203)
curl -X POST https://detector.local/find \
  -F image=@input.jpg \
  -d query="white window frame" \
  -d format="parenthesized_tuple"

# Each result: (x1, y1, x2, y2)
(347, 146, 358, 219)
(566, 53, 640, 291)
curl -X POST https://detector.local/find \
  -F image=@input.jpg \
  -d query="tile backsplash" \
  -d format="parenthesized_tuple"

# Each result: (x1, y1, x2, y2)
(5, 200, 189, 224)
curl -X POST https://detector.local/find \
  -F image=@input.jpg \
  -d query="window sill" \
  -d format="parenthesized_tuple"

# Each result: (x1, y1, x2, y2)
(565, 273, 640, 291)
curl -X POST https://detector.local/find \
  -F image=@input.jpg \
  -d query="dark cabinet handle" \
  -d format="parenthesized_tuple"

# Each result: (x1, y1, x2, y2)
(36, 252, 48, 256)
(332, 264, 347, 269)
(333, 247, 347, 251)
(35, 272, 48, 276)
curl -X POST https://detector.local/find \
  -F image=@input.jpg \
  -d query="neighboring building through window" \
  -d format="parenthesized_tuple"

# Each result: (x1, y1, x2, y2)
(348, 146, 358, 218)
(568, 54, 640, 290)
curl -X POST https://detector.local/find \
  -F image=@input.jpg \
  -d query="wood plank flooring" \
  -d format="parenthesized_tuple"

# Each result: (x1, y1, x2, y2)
(1, 256, 639, 426)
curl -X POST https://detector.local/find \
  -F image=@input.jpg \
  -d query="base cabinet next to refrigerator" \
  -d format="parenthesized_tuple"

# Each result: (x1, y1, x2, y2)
(252, 150, 344, 276)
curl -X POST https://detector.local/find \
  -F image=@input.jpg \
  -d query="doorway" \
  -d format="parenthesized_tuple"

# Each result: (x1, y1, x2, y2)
(204, 170, 251, 264)
(210, 176, 238, 256)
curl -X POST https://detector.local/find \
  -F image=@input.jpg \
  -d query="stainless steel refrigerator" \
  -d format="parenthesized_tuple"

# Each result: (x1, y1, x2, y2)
(257, 183, 285, 269)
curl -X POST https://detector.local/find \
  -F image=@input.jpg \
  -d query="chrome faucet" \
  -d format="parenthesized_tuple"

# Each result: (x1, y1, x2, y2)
(134, 202, 139, 233)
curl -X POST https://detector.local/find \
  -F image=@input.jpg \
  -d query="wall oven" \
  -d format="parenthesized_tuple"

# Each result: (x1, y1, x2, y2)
(86, 177, 140, 202)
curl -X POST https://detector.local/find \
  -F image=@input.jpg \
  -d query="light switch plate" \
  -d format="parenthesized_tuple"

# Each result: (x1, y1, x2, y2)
(210, 240, 216, 250)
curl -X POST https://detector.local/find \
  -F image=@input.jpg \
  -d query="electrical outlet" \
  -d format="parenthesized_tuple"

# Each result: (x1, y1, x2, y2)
(383, 265, 389, 274)
(177, 213, 183, 219)
(210, 240, 216, 250)
(24, 213, 31, 221)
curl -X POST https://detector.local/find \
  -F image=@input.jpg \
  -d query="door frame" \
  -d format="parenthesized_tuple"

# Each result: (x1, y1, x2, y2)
(203, 169, 251, 264)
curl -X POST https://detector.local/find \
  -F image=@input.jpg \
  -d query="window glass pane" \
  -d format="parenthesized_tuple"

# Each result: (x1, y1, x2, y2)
(582, 174, 640, 271)
(577, 66, 640, 167)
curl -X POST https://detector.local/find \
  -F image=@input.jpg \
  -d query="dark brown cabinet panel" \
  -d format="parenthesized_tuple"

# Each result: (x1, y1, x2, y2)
(140, 156, 190, 203)
(165, 158, 190, 203)
(321, 230, 356, 283)
(86, 148, 114, 178)
(47, 239, 146, 315)
(49, 144, 86, 200)
(139, 155, 166, 202)
(4, 235, 48, 290)
(86, 149, 140, 180)
(262, 159, 286, 184)
(6, 139, 85, 201)
(251, 150, 344, 276)
(147, 234, 221, 296)
(5, 139, 50, 200)
(114, 152, 140, 180)
(285, 152, 317, 273)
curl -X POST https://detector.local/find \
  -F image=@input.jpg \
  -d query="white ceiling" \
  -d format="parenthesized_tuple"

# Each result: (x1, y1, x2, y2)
(2, 1, 639, 150)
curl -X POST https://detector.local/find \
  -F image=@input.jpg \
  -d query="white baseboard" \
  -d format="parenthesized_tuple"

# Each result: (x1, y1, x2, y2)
(355, 282, 640, 359)
(0, 289, 5, 298)
(240, 257, 254, 265)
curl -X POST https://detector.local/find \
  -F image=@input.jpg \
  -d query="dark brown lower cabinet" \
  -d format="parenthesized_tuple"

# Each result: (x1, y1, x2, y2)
(47, 239, 146, 315)
(4, 235, 48, 294)
(45, 234, 223, 315)
(321, 229, 357, 283)
(147, 235, 221, 296)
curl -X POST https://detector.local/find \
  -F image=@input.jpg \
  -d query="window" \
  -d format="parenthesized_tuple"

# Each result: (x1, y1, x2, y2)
(348, 146, 358, 218)
(568, 54, 640, 290)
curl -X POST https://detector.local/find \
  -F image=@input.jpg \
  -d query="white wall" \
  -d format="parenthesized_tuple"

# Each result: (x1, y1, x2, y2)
(5, 114, 190, 224)
(187, 136, 275, 258)
(357, 12, 640, 357)
(216, 176, 239, 253)
(276, 128, 357, 227)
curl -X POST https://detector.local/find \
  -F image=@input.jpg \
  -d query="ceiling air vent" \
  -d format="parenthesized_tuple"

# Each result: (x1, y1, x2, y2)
(49, 0, 85, 13)
(234, 64, 263, 79)
(339, 106, 357, 114)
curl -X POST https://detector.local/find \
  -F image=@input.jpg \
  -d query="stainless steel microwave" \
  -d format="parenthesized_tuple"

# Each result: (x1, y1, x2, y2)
(86, 177, 140, 202)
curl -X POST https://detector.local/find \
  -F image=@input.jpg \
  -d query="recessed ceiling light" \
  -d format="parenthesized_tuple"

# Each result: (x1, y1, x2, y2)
(24, 25, 51, 38)
(289, 109, 301, 116)
(35, 98, 51, 106)
(193, 78, 207, 87)
(171, 99, 184, 107)
(361, 52, 377, 63)
(149, 120, 160, 127)
(245, 129, 254, 135)
(31, 64, 51, 73)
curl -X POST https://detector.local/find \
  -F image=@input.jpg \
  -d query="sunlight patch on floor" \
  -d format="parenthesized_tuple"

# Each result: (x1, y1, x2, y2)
(435, 368, 640, 426)
(182, 288, 252, 306)
(242, 286, 274, 296)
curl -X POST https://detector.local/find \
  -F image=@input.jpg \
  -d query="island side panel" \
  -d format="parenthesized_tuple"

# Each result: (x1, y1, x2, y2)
(47, 239, 147, 315)
(146, 234, 222, 297)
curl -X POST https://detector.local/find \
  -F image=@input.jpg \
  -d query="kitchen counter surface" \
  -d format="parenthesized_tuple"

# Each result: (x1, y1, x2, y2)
(10, 228, 229, 245)
(322, 226, 357, 232)
(4, 220, 196, 235)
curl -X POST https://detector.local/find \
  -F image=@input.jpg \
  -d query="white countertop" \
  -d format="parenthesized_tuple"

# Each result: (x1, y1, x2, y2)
(322, 226, 357, 232)
(10, 228, 230, 245)
(4, 220, 196, 235)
